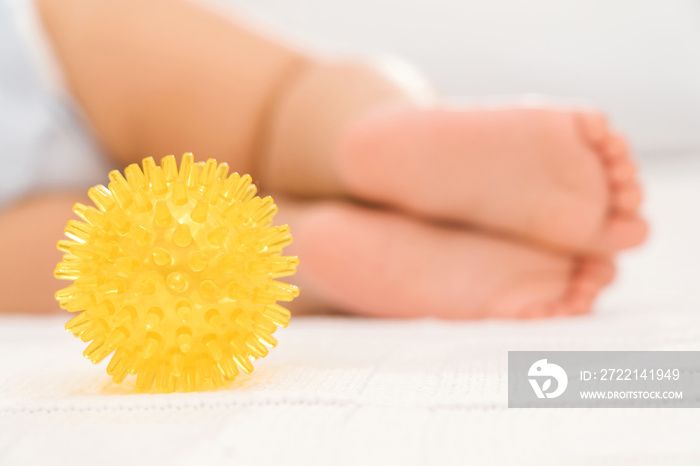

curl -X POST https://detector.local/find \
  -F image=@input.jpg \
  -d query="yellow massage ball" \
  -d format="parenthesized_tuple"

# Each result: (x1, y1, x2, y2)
(54, 153, 299, 393)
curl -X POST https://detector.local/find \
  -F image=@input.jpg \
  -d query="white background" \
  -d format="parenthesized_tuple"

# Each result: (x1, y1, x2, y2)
(224, 0, 700, 157)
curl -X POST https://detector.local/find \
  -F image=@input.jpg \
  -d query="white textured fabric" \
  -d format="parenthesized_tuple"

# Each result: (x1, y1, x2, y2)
(1, 158, 700, 464)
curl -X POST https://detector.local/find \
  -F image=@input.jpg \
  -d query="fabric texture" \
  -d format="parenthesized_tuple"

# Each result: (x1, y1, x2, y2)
(1, 157, 700, 465)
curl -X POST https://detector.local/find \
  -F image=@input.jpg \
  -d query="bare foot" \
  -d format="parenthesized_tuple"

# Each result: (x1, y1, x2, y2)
(277, 200, 615, 319)
(333, 106, 647, 254)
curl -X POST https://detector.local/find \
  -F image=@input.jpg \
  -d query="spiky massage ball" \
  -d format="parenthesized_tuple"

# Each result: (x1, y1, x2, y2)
(54, 153, 299, 393)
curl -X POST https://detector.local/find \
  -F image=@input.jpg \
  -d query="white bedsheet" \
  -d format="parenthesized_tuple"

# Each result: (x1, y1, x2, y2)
(1, 156, 699, 465)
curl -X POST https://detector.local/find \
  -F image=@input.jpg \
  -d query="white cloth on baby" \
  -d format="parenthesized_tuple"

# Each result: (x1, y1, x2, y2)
(0, 0, 111, 211)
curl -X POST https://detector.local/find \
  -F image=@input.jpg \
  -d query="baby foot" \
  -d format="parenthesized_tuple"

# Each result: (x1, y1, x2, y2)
(333, 106, 647, 254)
(575, 113, 646, 250)
(279, 200, 615, 319)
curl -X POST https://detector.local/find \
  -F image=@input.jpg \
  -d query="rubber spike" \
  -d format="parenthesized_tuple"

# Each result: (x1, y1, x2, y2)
(54, 154, 298, 393)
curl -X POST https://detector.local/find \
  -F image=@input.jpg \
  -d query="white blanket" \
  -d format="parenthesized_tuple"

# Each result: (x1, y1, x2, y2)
(1, 156, 699, 465)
